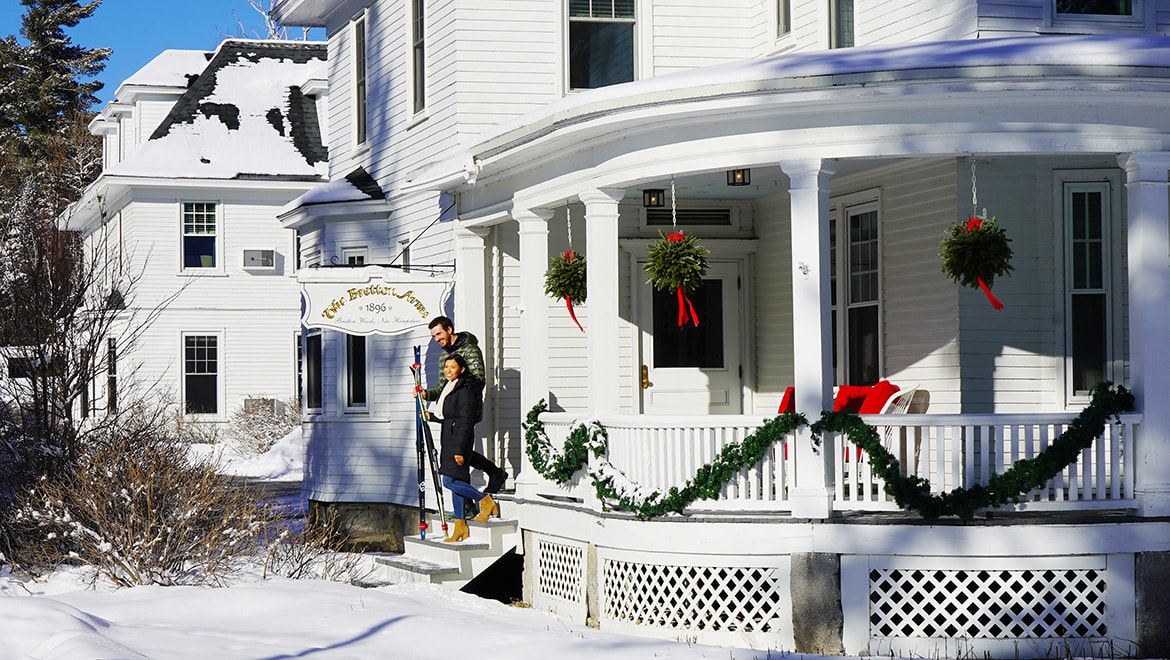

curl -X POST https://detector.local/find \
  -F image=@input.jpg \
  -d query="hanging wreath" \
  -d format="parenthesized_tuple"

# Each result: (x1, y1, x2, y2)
(644, 231, 709, 327)
(544, 249, 587, 332)
(940, 210, 1014, 310)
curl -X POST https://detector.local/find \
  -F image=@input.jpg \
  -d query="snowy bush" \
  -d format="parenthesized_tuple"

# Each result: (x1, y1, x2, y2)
(261, 515, 371, 584)
(4, 407, 270, 587)
(227, 397, 300, 456)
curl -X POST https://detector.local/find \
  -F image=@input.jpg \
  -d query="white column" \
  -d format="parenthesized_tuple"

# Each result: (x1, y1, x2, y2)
(516, 208, 553, 412)
(780, 158, 837, 519)
(579, 188, 625, 415)
(454, 225, 495, 462)
(1121, 153, 1170, 516)
(514, 208, 552, 499)
(453, 224, 489, 358)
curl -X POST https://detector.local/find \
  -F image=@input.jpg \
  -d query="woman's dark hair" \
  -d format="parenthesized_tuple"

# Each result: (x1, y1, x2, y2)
(443, 353, 469, 372)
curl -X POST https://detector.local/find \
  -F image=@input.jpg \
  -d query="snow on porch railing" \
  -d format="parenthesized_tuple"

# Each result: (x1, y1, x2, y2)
(535, 413, 796, 512)
(532, 411, 1139, 516)
(834, 412, 1141, 512)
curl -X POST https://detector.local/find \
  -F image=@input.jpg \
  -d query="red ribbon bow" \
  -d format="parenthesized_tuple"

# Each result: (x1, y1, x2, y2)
(666, 231, 685, 243)
(965, 217, 1005, 311)
(561, 250, 584, 332)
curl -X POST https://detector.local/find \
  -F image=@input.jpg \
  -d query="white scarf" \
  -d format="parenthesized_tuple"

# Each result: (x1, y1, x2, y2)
(432, 377, 459, 420)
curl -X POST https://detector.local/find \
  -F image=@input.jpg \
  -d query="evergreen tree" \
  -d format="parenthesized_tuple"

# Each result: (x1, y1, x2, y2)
(1, 0, 109, 161)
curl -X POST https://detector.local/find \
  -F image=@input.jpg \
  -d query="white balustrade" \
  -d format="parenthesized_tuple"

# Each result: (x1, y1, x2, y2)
(531, 411, 1140, 516)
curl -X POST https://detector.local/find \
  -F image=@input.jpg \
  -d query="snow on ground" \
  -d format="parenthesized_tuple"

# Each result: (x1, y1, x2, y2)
(0, 567, 787, 659)
(0, 429, 857, 660)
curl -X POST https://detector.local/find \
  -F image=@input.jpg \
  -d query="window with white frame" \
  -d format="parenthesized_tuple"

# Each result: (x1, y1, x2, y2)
(830, 196, 881, 386)
(1057, 0, 1134, 15)
(777, 0, 791, 38)
(345, 333, 368, 409)
(182, 202, 218, 269)
(830, 0, 854, 48)
(1062, 178, 1116, 399)
(411, 0, 425, 114)
(183, 334, 219, 414)
(352, 13, 368, 145)
(305, 331, 322, 410)
(1051, 0, 1144, 27)
(568, 0, 635, 90)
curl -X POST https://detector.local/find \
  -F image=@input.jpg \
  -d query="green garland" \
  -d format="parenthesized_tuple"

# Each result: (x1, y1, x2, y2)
(940, 211, 1014, 290)
(522, 382, 1133, 521)
(810, 382, 1133, 520)
(524, 400, 607, 483)
(644, 230, 709, 293)
(544, 250, 587, 303)
(590, 413, 808, 519)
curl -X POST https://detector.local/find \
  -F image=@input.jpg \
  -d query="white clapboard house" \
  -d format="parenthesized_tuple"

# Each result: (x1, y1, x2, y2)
(273, 1, 1170, 656)
(66, 40, 328, 426)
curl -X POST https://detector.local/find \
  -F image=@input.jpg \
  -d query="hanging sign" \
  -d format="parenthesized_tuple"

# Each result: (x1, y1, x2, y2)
(298, 266, 452, 335)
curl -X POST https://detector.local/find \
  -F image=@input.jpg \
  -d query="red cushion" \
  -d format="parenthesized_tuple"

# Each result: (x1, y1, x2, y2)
(778, 386, 795, 414)
(833, 385, 872, 413)
(859, 380, 900, 414)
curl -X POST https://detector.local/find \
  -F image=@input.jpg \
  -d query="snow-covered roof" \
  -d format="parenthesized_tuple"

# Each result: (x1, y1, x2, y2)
(107, 40, 328, 181)
(280, 167, 386, 218)
(115, 49, 212, 95)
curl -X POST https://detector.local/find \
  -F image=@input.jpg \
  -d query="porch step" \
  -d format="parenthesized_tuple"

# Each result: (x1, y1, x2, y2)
(367, 516, 519, 589)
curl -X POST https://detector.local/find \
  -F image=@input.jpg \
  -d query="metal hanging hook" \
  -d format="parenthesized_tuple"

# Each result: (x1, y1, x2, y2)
(670, 175, 677, 230)
(970, 156, 979, 217)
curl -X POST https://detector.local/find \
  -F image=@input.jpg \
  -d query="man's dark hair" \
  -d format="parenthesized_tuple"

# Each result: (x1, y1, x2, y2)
(428, 316, 454, 331)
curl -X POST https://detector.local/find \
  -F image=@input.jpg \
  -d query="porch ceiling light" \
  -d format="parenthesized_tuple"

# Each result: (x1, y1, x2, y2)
(642, 189, 665, 208)
(726, 168, 751, 186)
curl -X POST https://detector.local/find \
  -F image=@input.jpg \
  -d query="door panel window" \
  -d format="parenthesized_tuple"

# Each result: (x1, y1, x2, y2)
(652, 279, 724, 369)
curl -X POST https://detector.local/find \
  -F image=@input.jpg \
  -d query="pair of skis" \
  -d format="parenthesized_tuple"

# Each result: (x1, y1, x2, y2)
(411, 345, 449, 539)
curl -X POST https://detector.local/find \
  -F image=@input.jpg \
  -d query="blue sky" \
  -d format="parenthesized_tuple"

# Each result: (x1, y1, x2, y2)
(1, 0, 324, 104)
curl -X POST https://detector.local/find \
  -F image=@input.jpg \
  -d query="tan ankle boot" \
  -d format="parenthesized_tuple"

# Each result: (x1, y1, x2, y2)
(443, 518, 469, 542)
(472, 494, 499, 522)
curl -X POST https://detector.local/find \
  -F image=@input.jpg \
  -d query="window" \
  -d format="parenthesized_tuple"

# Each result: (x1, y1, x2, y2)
(1057, 0, 1132, 15)
(830, 197, 881, 386)
(182, 202, 217, 269)
(353, 14, 368, 145)
(107, 338, 117, 413)
(411, 0, 425, 114)
(184, 335, 218, 414)
(305, 332, 322, 410)
(568, 0, 635, 90)
(346, 334, 367, 408)
(830, 0, 854, 48)
(343, 249, 366, 266)
(396, 236, 412, 273)
(1063, 180, 1114, 398)
(778, 0, 791, 37)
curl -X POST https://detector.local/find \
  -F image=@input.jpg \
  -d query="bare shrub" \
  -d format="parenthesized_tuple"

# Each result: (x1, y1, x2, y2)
(227, 397, 300, 456)
(170, 410, 222, 445)
(261, 514, 371, 584)
(4, 404, 270, 587)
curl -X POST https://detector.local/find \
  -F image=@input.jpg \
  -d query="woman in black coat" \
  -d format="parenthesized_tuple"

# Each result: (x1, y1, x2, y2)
(434, 353, 497, 542)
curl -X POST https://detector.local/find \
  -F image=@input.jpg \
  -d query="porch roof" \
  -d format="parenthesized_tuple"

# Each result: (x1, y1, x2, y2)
(407, 35, 1170, 216)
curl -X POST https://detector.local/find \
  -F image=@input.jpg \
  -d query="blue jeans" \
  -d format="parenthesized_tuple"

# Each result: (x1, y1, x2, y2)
(442, 475, 484, 520)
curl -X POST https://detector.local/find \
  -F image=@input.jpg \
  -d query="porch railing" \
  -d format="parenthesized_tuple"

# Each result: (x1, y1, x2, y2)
(532, 411, 1140, 515)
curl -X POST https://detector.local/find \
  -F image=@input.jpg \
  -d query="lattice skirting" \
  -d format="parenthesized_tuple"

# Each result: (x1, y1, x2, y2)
(531, 534, 588, 621)
(843, 554, 1136, 658)
(596, 549, 791, 646)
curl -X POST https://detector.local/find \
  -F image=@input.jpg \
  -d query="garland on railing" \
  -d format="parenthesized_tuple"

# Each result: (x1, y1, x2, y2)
(523, 400, 806, 519)
(523, 400, 607, 484)
(809, 382, 1134, 520)
(523, 382, 1133, 521)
